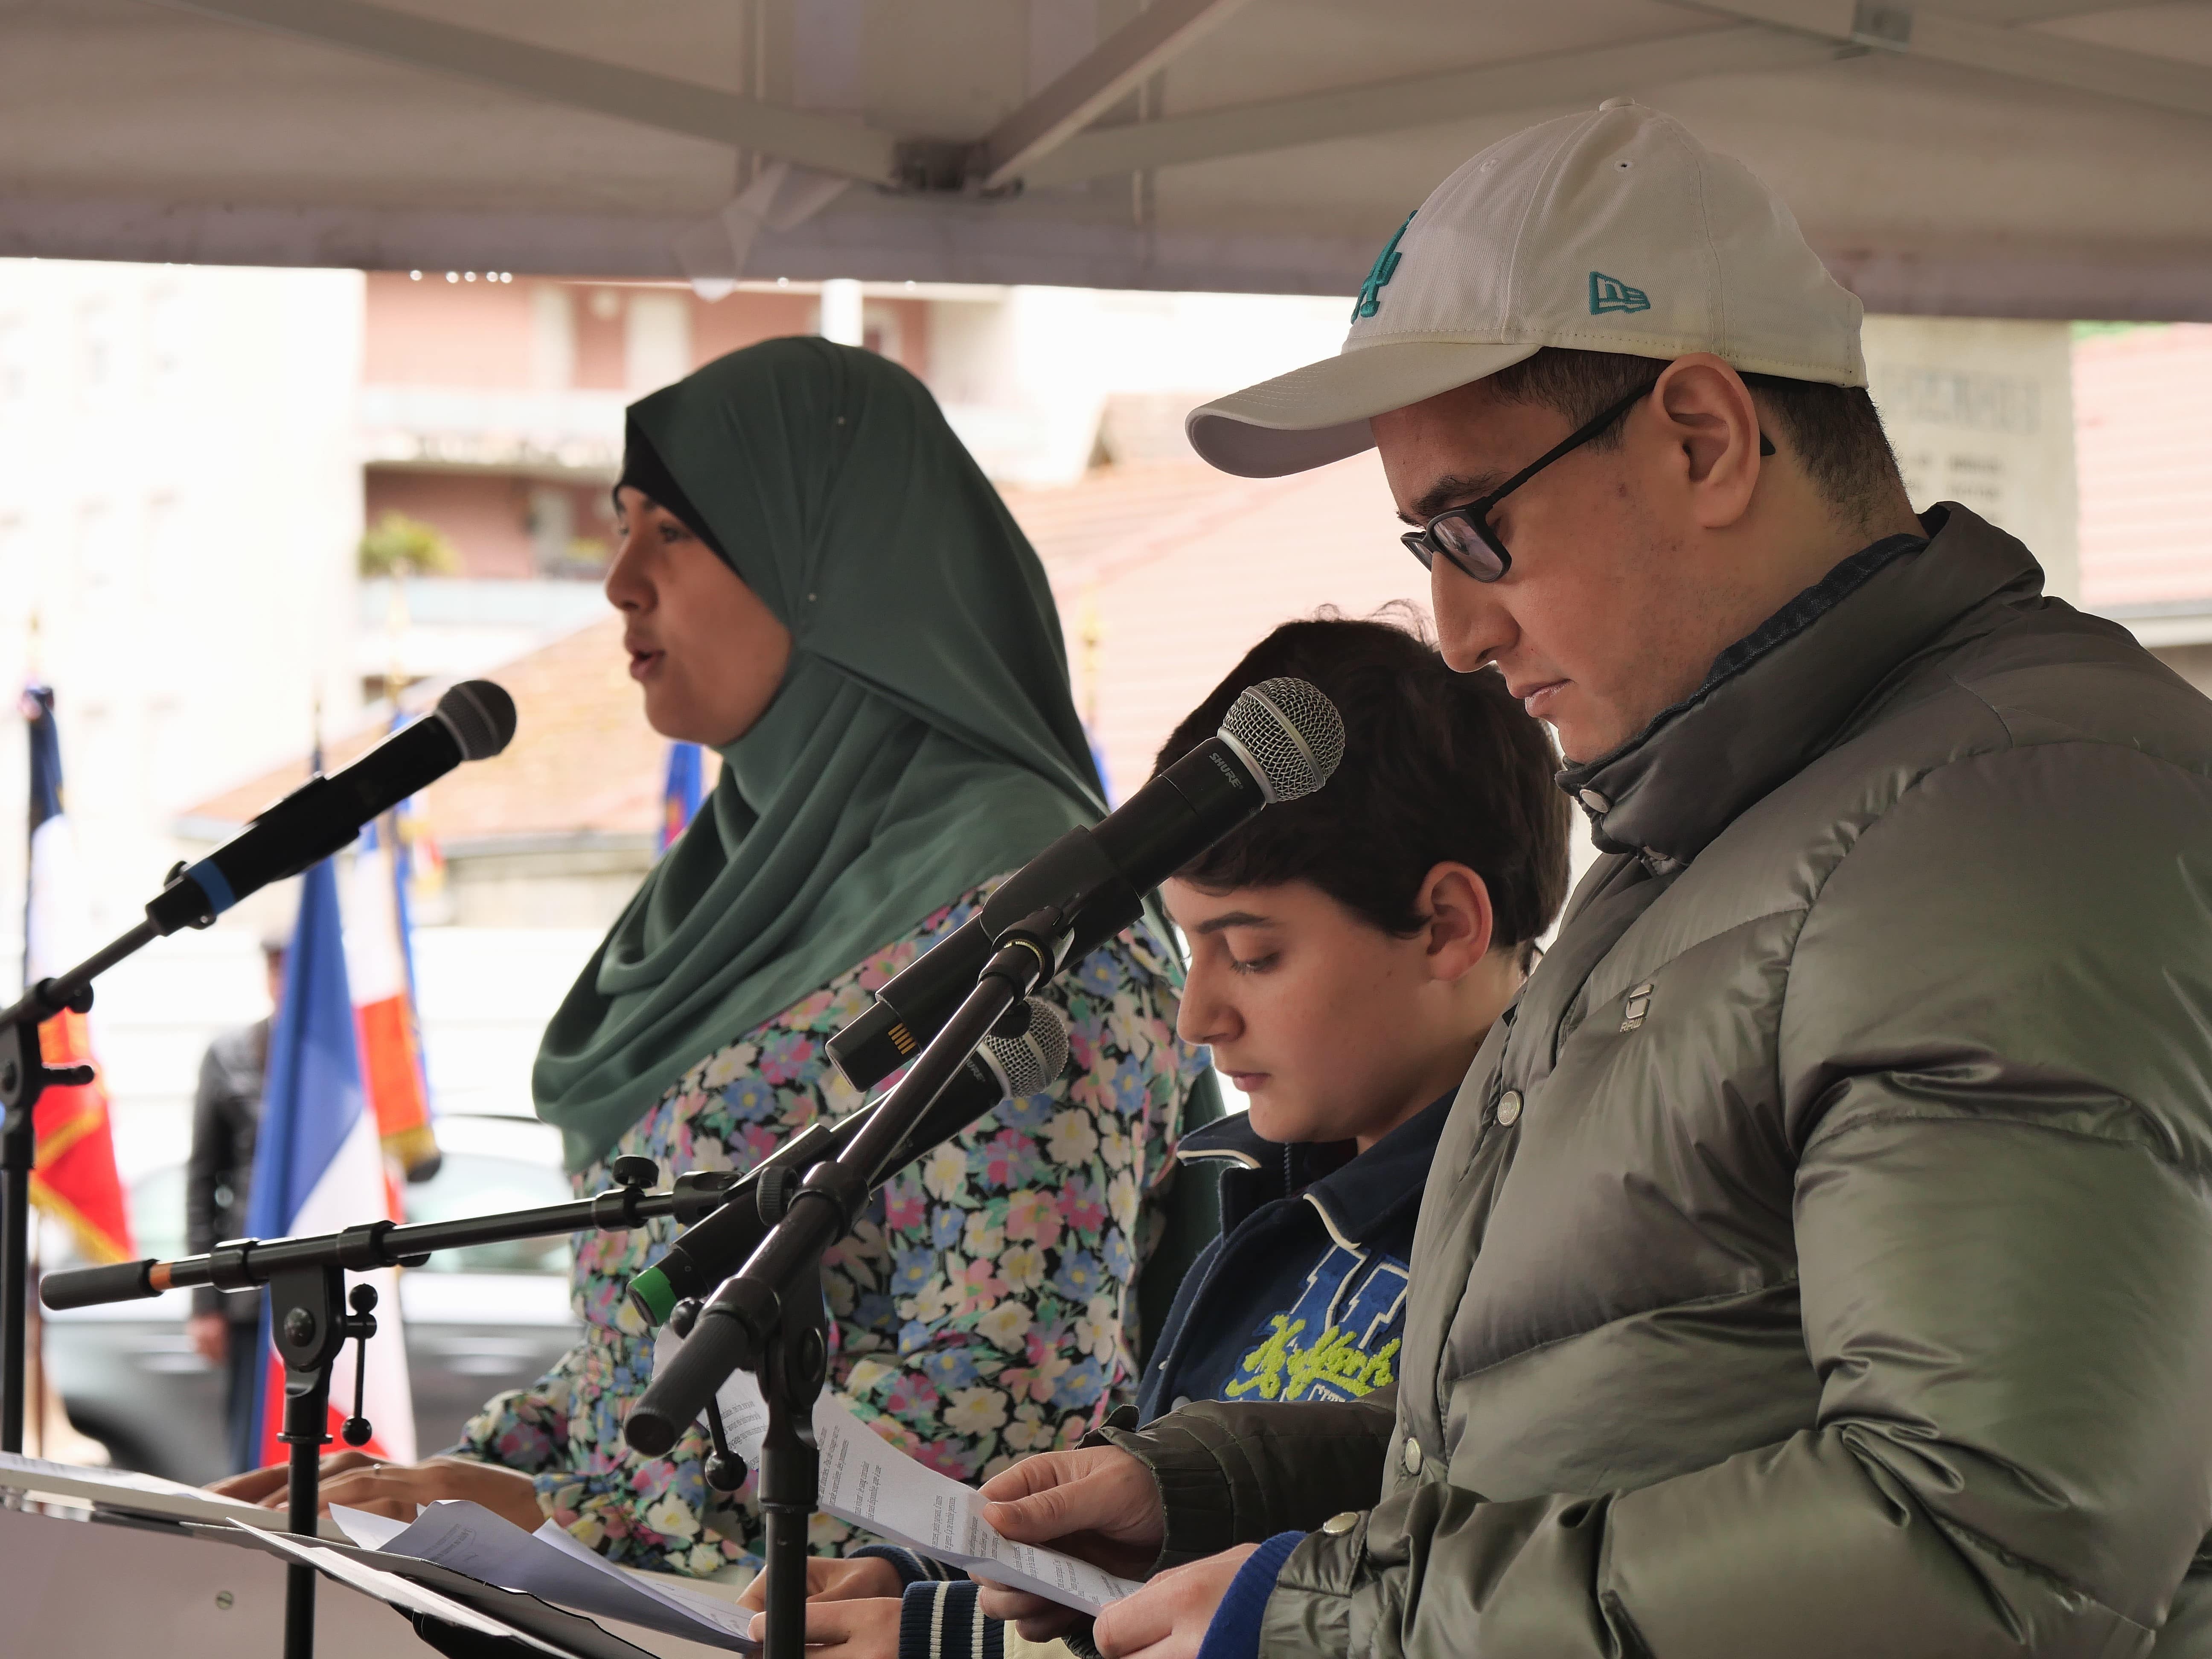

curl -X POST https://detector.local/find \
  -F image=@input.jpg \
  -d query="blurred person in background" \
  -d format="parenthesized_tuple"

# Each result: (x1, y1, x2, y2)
(214, 338, 1214, 1577)
(183, 932, 285, 1474)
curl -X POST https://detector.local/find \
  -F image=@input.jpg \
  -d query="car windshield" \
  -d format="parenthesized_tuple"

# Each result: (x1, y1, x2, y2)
(403, 1151, 574, 1275)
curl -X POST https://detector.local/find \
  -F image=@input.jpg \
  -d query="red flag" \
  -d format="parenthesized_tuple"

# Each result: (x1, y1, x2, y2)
(21, 687, 132, 1263)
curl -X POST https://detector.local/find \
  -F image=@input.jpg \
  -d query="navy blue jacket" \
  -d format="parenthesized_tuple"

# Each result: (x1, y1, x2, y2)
(1134, 1090, 1451, 1423)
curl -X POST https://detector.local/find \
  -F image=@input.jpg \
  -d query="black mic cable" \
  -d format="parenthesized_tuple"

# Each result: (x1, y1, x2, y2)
(625, 997, 1070, 1330)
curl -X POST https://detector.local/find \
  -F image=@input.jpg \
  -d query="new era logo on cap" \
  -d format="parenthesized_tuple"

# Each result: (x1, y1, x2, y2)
(1184, 99, 1868, 479)
(1353, 212, 1414, 322)
(1588, 271, 1650, 315)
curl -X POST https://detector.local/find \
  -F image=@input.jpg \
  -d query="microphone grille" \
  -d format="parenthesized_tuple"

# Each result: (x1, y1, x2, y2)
(1220, 677, 1345, 803)
(434, 680, 518, 761)
(981, 999, 1071, 1099)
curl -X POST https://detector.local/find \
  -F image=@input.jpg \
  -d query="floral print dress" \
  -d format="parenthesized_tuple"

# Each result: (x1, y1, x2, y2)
(456, 877, 1205, 1575)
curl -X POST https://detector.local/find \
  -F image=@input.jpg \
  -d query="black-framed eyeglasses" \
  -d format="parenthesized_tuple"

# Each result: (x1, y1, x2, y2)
(1401, 384, 1774, 584)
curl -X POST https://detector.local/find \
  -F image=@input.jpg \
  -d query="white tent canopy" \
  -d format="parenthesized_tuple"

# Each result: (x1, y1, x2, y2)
(5, 0, 2212, 317)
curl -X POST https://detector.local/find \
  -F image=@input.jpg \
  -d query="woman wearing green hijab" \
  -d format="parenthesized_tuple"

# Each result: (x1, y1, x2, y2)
(262, 339, 1207, 1572)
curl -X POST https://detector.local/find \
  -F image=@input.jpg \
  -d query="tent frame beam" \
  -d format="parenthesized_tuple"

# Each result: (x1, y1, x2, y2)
(973, 0, 1257, 189)
(1025, 25, 1845, 184)
(140, 0, 2212, 199)
(149, 0, 901, 184)
(1682, 0, 2212, 120)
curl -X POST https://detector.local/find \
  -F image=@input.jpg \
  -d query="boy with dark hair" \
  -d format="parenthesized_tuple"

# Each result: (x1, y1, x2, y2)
(745, 612, 1569, 1659)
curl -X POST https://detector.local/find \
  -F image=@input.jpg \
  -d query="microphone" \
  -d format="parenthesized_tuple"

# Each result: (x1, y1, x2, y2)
(826, 676, 1343, 1091)
(146, 680, 517, 935)
(625, 998, 1070, 1330)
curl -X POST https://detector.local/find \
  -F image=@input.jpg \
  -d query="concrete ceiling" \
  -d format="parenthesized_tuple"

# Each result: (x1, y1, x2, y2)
(4, 0, 2212, 317)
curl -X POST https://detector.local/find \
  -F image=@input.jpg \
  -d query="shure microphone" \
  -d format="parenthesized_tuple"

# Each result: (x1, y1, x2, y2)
(625, 998, 1070, 1330)
(146, 680, 518, 935)
(826, 676, 1344, 1091)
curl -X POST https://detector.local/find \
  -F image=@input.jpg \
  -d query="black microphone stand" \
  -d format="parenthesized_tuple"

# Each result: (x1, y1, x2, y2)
(0, 916, 161, 1453)
(41, 1156, 746, 1659)
(625, 908, 1067, 1659)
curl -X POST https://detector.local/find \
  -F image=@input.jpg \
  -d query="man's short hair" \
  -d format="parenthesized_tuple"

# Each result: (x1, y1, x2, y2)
(1484, 348, 1908, 532)
(1156, 610, 1571, 964)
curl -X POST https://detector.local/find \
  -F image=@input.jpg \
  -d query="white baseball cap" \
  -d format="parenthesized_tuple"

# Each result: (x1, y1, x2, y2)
(1186, 99, 1866, 478)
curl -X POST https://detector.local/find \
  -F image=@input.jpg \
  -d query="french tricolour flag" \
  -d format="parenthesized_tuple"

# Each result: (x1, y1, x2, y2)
(348, 814, 439, 1182)
(247, 857, 416, 1465)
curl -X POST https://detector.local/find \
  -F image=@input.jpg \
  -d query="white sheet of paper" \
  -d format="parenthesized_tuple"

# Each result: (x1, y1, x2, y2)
(240, 1523, 577, 1656)
(330, 1504, 411, 1549)
(332, 1499, 758, 1651)
(808, 1392, 1142, 1616)
(649, 1322, 1141, 1616)
(0, 1449, 345, 1537)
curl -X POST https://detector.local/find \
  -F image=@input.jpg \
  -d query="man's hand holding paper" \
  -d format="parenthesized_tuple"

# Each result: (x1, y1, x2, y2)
(971, 1447, 1164, 1639)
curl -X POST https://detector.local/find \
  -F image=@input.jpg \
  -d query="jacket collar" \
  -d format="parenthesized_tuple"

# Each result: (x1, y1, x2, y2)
(1556, 504, 2044, 868)
(1176, 1089, 1456, 1246)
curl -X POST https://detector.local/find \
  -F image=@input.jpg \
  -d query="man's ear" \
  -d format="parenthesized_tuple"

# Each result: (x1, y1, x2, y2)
(1647, 352, 1763, 532)
(1418, 862, 1495, 982)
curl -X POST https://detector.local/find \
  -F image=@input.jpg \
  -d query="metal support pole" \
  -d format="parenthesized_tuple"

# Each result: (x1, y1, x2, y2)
(755, 1262, 828, 1659)
(282, 1368, 330, 1659)
(0, 1090, 32, 1454)
(271, 1264, 347, 1659)
(0, 967, 109, 1452)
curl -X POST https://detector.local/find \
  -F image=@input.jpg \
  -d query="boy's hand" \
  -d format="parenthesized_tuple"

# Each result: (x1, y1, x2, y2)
(736, 1555, 902, 1612)
(973, 1446, 1164, 1639)
(745, 1597, 904, 1659)
(1092, 1546, 1258, 1659)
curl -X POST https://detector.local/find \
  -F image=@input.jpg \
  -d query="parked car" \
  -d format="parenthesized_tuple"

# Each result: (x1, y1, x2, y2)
(44, 1113, 582, 1485)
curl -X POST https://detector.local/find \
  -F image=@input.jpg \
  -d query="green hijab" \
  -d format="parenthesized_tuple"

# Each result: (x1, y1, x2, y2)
(533, 339, 1108, 1171)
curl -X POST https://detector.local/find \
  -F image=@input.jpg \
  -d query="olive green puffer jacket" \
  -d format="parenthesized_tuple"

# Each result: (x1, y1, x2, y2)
(1102, 505, 2212, 1656)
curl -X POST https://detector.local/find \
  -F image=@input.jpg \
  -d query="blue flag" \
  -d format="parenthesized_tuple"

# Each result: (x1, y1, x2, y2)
(661, 741, 705, 851)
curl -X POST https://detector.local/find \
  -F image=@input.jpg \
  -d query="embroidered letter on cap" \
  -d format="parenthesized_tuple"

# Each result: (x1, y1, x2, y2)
(1588, 271, 1650, 314)
(1352, 212, 1415, 321)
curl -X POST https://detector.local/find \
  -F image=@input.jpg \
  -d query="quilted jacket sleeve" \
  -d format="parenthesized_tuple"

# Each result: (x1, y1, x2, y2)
(1128, 742, 2212, 1657)
(1095, 1393, 1396, 1570)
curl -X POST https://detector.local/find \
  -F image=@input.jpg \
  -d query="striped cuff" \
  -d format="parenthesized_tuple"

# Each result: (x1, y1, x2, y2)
(1193, 1532, 1304, 1659)
(853, 1545, 965, 1588)
(898, 1580, 1003, 1659)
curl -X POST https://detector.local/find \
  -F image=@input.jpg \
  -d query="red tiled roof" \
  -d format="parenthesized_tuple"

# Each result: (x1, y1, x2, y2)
(2075, 323, 2212, 611)
(1001, 453, 1427, 802)
(189, 614, 680, 844)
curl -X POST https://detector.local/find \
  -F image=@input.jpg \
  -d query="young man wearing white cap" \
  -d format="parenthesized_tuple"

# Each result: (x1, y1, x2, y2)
(969, 100, 2212, 1658)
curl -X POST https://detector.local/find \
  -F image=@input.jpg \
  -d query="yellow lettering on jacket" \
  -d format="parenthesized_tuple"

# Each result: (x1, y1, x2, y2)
(1224, 1316, 1400, 1403)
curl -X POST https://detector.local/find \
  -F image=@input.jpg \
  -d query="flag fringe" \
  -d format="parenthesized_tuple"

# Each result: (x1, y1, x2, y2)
(28, 1176, 132, 1265)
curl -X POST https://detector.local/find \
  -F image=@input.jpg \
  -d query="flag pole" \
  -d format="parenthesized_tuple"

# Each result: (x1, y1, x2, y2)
(3, 682, 48, 1453)
(0, 1038, 30, 1455)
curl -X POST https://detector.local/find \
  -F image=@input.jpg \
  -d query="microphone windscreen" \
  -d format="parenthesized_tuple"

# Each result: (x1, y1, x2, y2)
(435, 679, 518, 760)
(980, 998, 1070, 1099)
(1222, 676, 1344, 803)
